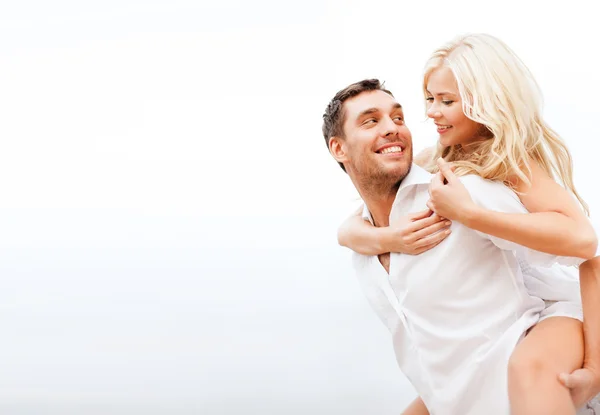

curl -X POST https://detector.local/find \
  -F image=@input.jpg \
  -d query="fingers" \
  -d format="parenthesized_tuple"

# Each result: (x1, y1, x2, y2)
(558, 373, 573, 388)
(437, 158, 457, 184)
(409, 208, 433, 221)
(558, 370, 593, 389)
(413, 237, 446, 254)
(430, 171, 444, 189)
(408, 212, 447, 232)
(558, 371, 591, 408)
(398, 217, 452, 254)
(426, 200, 434, 212)
(412, 229, 451, 251)
(413, 220, 452, 242)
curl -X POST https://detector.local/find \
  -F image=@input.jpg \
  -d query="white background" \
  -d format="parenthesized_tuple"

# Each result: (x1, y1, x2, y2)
(0, 1, 599, 414)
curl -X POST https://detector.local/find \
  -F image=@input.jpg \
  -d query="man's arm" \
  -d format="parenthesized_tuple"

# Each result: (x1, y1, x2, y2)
(402, 397, 429, 415)
(558, 256, 600, 407)
(581, 257, 600, 370)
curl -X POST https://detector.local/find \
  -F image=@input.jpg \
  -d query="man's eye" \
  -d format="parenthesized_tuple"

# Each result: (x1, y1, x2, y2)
(394, 116, 404, 122)
(364, 119, 377, 125)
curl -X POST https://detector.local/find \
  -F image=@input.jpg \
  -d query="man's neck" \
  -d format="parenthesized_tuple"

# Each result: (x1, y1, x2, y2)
(366, 195, 395, 228)
(353, 181, 399, 227)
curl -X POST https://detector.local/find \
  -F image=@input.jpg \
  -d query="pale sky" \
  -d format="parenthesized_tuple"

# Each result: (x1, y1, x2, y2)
(0, 1, 599, 414)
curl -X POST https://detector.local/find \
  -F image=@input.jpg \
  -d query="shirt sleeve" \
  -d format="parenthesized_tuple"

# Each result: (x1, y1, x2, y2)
(458, 174, 584, 268)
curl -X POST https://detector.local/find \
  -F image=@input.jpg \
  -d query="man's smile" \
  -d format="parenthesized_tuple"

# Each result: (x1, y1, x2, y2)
(376, 143, 405, 155)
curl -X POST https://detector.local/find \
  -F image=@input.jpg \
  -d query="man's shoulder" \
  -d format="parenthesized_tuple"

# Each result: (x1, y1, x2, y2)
(458, 174, 496, 186)
(458, 174, 521, 205)
(458, 174, 512, 192)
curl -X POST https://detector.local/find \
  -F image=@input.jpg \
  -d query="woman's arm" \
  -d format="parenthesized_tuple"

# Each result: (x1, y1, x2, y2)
(337, 207, 452, 256)
(428, 158, 598, 259)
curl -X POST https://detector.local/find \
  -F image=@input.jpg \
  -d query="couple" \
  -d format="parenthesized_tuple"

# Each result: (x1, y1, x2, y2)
(322, 34, 600, 414)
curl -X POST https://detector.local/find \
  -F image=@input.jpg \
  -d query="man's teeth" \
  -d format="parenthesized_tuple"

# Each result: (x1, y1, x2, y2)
(380, 146, 403, 154)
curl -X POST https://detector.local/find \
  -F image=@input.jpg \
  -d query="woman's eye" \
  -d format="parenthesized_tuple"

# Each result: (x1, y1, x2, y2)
(442, 100, 454, 105)
(425, 97, 434, 102)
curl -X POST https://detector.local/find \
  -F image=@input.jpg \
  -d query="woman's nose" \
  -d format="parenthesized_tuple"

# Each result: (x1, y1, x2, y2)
(427, 105, 440, 119)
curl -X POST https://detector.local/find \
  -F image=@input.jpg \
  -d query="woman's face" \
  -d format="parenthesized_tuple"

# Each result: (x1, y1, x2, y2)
(425, 67, 485, 148)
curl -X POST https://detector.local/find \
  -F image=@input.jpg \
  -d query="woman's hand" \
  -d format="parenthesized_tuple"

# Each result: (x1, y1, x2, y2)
(427, 158, 479, 222)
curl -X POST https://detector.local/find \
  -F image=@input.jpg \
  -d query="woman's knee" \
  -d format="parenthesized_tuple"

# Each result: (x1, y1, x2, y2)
(508, 348, 551, 388)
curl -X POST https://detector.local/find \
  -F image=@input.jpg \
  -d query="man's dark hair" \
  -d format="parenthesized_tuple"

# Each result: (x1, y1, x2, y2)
(322, 79, 393, 172)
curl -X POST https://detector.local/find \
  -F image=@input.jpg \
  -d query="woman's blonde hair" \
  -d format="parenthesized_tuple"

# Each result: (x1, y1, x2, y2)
(421, 33, 589, 214)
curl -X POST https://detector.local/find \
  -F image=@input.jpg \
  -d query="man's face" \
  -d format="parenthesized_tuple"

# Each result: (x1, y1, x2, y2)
(331, 90, 413, 186)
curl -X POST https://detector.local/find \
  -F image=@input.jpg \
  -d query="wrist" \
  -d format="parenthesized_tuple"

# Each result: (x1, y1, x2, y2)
(586, 363, 600, 391)
(377, 227, 392, 253)
(460, 203, 482, 227)
(584, 355, 600, 373)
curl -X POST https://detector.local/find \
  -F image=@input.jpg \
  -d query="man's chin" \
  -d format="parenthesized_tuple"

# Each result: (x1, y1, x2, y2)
(382, 159, 412, 179)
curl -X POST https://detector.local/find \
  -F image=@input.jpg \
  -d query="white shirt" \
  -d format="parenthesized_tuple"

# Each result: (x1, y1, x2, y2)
(353, 164, 584, 415)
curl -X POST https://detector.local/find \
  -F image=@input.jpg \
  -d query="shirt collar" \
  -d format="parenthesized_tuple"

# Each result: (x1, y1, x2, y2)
(361, 163, 432, 223)
(397, 163, 433, 191)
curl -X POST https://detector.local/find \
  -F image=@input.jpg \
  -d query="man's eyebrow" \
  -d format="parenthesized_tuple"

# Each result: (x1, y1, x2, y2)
(357, 103, 402, 119)
(357, 108, 380, 118)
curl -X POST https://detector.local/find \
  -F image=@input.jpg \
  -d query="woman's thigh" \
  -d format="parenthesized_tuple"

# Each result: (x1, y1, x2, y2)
(512, 316, 584, 374)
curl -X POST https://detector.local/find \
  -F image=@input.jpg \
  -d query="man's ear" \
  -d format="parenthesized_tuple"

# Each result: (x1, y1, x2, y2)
(329, 136, 348, 165)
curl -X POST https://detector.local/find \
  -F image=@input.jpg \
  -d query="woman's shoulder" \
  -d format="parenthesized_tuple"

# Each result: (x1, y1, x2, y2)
(414, 146, 436, 168)
(507, 156, 546, 192)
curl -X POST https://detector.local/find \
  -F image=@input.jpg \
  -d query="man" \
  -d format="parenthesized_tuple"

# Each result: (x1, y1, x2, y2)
(322, 79, 600, 414)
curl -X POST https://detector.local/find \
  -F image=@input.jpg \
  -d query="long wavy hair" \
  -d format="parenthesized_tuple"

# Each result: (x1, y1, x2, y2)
(420, 33, 588, 214)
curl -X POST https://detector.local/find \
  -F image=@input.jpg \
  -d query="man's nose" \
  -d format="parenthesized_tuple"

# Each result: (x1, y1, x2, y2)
(381, 116, 399, 136)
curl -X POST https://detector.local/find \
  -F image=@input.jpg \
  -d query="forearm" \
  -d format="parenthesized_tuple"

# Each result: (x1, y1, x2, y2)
(580, 257, 600, 369)
(401, 397, 429, 415)
(337, 215, 389, 256)
(463, 206, 597, 259)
